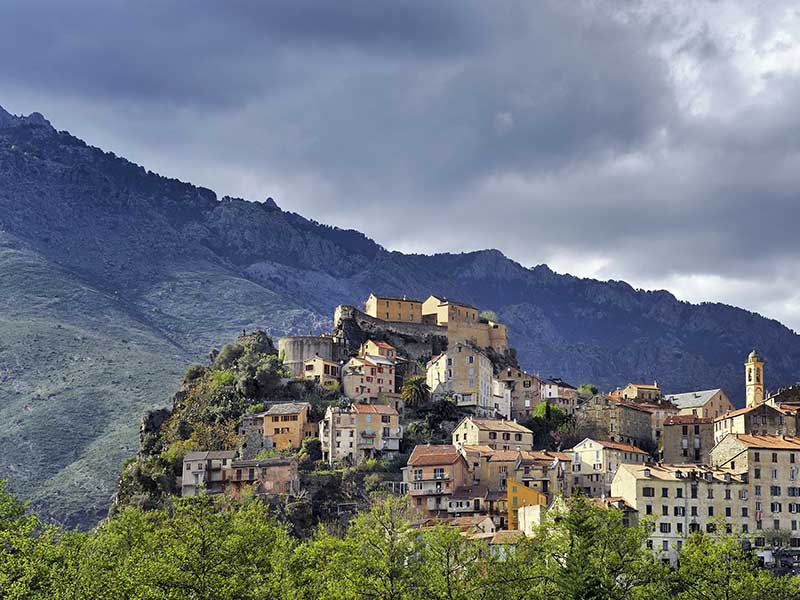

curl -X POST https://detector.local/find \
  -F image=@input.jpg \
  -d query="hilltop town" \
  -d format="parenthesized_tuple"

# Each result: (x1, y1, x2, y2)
(129, 292, 800, 571)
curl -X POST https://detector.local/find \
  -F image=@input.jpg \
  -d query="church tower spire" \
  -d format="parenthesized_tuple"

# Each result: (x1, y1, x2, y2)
(745, 350, 765, 407)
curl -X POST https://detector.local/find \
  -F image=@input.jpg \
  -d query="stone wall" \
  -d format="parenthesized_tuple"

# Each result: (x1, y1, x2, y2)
(278, 335, 344, 377)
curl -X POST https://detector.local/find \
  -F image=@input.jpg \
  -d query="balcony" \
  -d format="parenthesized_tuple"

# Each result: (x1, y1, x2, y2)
(409, 482, 450, 495)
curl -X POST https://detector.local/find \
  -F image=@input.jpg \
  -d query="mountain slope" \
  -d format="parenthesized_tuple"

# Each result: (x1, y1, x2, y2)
(1, 104, 799, 526)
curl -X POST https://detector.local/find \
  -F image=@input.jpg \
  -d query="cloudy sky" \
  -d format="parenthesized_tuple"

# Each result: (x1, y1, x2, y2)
(1, 1, 799, 330)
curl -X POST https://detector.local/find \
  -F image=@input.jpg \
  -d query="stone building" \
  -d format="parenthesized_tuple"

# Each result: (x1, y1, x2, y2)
(613, 382, 662, 403)
(581, 396, 653, 450)
(662, 415, 714, 464)
(278, 335, 343, 378)
(226, 456, 300, 497)
(497, 366, 543, 421)
(341, 354, 397, 402)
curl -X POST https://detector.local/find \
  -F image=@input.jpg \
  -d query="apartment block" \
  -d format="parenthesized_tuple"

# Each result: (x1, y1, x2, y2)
(452, 417, 534, 451)
(569, 437, 649, 497)
(662, 415, 714, 464)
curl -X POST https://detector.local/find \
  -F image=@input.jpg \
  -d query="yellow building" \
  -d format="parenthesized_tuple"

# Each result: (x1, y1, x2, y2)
(341, 355, 396, 402)
(319, 403, 402, 465)
(507, 477, 547, 531)
(365, 294, 422, 323)
(427, 343, 494, 414)
(360, 339, 398, 360)
(745, 350, 765, 407)
(452, 417, 534, 451)
(302, 357, 341, 390)
(263, 402, 314, 450)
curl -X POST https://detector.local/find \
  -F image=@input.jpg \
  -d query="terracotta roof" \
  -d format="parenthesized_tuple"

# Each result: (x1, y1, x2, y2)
(633, 402, 679, 413)
(590, 439, 649, 455)
(488, 450, 522, 462)
(460, 444, 495, 457)
(371, 340, 395, 350)
(353, 403, 398, 415)
(664, 415, 713, 425)
(265, 402, 310, 416)
(528, 450, 571, 462)
(465, 418, 533, 434)
(716, 403, 784, 421)
(628, 383, 660, 390)
(408, 444, 463, 466)
(726, 434, 800, 450)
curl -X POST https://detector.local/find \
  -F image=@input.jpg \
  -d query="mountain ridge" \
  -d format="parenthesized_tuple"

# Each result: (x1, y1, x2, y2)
(1, 104, 799, 527)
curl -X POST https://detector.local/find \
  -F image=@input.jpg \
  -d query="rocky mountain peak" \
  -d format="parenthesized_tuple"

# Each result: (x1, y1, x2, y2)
(0, 105, 53, 130)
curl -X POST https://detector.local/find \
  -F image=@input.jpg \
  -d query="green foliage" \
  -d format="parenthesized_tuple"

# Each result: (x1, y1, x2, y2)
(299, 437, 323, 463)
(526, 401, 572, 449)
(577, 383, 599, 398)
(401, 375, 430, 408)
(209, 369, 236, 388)
(479, 309, 499, 322)
(2, 484, 799, 600)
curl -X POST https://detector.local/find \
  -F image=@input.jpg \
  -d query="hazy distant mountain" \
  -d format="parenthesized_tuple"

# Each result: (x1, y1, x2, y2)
(2, 104, 799, 527)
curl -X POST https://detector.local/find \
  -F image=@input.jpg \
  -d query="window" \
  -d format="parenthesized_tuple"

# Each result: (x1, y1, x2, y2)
(646, 505, 653, 515)
(662, 505, 669, 516)
(659, 522, 671, 533)
(773, 452, 779, 463)
(676, 488, 683, 498)
(755, 468, 761, 479)
(742, 507, 749, 517)
(661, 488, 669, 498)
(708, 507, 714, 517)
(755, 452, 761, 462)
(643, 487, 655, 497)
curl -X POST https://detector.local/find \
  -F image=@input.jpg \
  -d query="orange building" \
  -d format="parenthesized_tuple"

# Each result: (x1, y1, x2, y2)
(404, 444, 469, 518)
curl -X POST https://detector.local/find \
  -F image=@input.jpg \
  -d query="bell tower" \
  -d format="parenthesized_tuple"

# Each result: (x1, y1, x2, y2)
(745, 350, 764, 407)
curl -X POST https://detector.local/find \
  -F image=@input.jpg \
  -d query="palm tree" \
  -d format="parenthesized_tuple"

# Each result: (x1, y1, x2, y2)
(401, 375, 430, 408)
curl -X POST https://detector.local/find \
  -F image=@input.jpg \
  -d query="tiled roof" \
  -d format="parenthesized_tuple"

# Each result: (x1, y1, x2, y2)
(353, 403, 398, 415)
(408, 444, 463, 466)
(466, 418, 533, 434)
(618, 463, 743, 482)
(664, 389, 723, 409)
(183, 450, 237, 461)
(361, 354, 396, 366)
(716, 403, 784, 421)
(370, 294, 422, 303)
(573, 438, 648, 455)
(726, 434, 800, 450)
(371, 340, 395, 349)
(450, 485, 489, 500)
(488, 450, 522, 462)
(265, 402, 310, 415)
(460, 444, 495, 457)
(426, 294, 479, 310)
(547, 378, 576, 389)
(489, 530, 525, 545)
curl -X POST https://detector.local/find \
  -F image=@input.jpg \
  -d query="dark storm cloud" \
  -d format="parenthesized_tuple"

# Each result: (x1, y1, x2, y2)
(1, 1, 799, 328)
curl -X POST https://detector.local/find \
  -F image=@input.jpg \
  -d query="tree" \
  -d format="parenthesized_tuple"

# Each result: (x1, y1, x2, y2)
(675, 530, 800, 600)
(401, 375, 430, 408)
(526, 402, 571, 449)
(577, 384, 599, 399)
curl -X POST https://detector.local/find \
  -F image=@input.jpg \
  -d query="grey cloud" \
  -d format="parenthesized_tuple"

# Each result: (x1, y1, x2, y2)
(1, 1, 799, 328)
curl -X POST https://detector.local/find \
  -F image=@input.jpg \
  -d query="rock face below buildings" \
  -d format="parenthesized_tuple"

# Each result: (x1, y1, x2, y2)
(4, 104, 800, 527)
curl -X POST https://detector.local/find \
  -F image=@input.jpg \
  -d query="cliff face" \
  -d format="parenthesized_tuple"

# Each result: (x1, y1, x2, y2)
(2, 105, 800, 527)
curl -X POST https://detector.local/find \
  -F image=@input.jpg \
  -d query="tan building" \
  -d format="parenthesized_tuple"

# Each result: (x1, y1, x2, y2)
(612, 463, 749, 566)
(497, 367, 543, 421)
(365, 293, 422, 323)
(711, 434, 800, 556)
(181, 450, 237, 497)
(319, 403, 402, 465)
(427, 343, 494, 414)
(630, 401, 679, 447)
(569, 438, 649, 497)
(662, 415, 714, 464)
(359, 339, 398, 361)
(341, 354, 396, 402)
(452, 417, 534, 451)
(582, 396, 653, 450)
(541, 378, 579, 415)
(404, 444, 469, 518)
(302, 356, 341, 390)
(745, 350, 766, 407)
(663, 388, 734, 419)
(714, 403, 797, 444)
(614, 383, 662, 403)
(422, 295, 480, 325)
